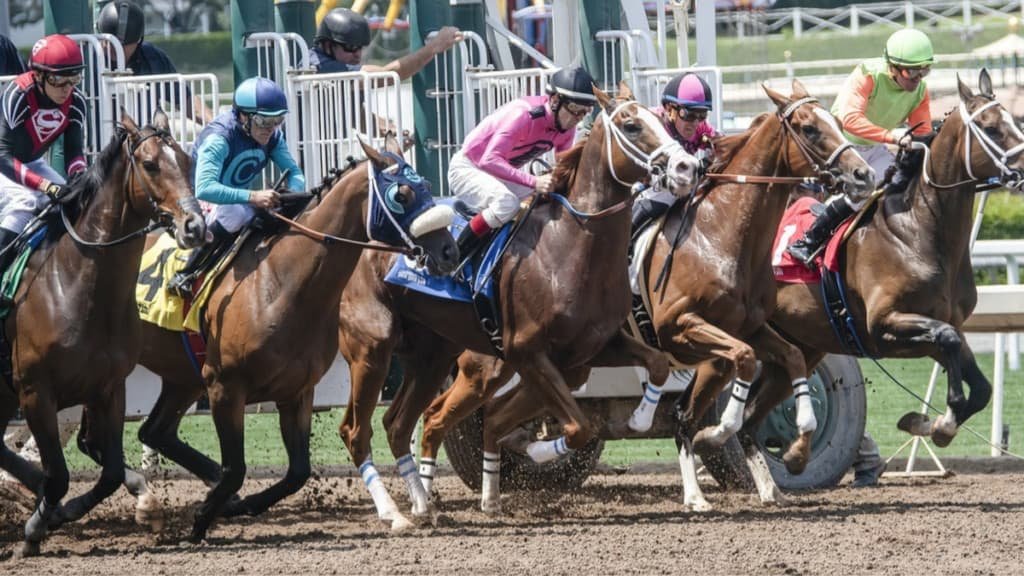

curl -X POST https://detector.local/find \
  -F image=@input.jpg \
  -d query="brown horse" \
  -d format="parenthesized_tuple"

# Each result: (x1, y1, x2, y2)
(422, 79, 875, 513)
(336, 84, 700, 528)
(0, 110, 206, 557)
(745, 71, 1019, 456)
(134, 134, 457, 542)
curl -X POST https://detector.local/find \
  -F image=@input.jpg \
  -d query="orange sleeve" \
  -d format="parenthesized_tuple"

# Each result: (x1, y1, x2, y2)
(907, 90, 932, 135)
(836, 69, 894, 144)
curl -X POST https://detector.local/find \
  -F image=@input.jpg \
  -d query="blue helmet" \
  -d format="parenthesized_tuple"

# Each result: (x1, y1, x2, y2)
(233, 77, 288, 116)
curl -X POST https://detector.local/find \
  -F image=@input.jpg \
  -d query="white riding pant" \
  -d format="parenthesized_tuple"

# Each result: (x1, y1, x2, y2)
(204, 202, 256, 234)
(638, 187, 676, 209)
(0, 158, 64, 234)
(847, 143, 895, 207)
(448, 151, 532, 228)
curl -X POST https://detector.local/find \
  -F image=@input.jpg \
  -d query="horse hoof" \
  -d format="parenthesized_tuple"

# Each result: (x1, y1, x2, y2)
(390, 514, 415, 533)
(897, 412, 932, 436)
(135, 493, 165, 533)
(497, 427, 532, 455)
(782, 448, 808, 475)
(761, 490, 790, 507)
(685, 499, 713, 513)
(692, 427, 724, 452)
(14, 540, 40, 559)
(931, 422, 957, 448)
(481, 500, 503, 516)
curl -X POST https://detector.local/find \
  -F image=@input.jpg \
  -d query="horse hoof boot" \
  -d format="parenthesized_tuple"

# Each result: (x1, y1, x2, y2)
(14, 540, 40, 559)
(897, 412, 932, 436)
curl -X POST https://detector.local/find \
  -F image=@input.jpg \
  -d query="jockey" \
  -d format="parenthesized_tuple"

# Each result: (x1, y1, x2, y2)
(0, 34, 86, 275)
(311, 7, 461, 78)
(787, 27, 935, 265)
(631, 71, 719, 231)
(449, 65, 597, 257)
(167, 76, 305, 297)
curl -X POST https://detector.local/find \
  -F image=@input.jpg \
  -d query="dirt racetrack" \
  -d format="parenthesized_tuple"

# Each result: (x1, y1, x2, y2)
(2, 464, 1022, 575)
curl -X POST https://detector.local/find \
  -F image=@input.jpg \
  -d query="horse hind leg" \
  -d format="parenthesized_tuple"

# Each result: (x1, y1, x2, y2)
(584, 330, 671, 434)
(223, 391, 313, 520)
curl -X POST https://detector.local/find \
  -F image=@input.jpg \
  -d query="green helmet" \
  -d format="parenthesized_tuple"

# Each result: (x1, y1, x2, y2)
(884, 28, 934, 67)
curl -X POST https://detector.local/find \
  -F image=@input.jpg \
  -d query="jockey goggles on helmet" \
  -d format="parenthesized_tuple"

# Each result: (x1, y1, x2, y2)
(250, 114, 287, 129)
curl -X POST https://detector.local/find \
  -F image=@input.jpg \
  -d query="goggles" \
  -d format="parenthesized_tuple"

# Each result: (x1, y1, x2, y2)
(897, 66, 931, 81)
(563, 101, 592, 118)
(335, 41, 365, 53)
(250, 114, 286, 129)
(681, 108, 709, 122)
(45, 74, 82, 89)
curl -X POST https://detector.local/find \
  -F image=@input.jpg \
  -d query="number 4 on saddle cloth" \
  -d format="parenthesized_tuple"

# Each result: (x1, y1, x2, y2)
(384, 198, 514, 356)
(772, 195, 873, 355)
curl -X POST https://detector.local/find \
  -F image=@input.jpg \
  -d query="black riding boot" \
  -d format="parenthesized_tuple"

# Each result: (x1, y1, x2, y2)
(786, 197, 857, 267)
(883, 148, 925, 196)
(631, 198, 671, 236)
(167, 221, 231, 298)
(0, 228, 19, 307)
(456, 222, 490, 262)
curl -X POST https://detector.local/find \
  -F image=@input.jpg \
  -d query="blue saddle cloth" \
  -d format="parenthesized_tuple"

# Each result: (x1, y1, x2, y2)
(384, 198, 513, 304)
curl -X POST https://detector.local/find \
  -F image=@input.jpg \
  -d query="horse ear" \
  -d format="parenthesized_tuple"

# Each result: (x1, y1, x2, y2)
(957, 73, 974, 103)
(120, 106, 139, 135)
(762, 83, 789, 109)
(152, 107, 170, 131)
(383, 131, 403, 157)
(617, 80, 634, 101)
(790, 78, 809, 99)
(593, 83, 615, 114)
(979, 68, 993, 97)
(358, 134, 387, 170)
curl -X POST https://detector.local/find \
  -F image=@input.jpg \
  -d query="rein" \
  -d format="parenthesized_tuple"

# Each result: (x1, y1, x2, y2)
(60, 127, 185, 248)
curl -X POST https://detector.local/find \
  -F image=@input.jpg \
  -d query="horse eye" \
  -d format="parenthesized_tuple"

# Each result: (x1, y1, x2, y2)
(623, 120, 642, 135)
(393, 187, 409, 205)
(984, 126, 1001, 138)
(142, 159, 159, 172)
(801, 125, 819, 138)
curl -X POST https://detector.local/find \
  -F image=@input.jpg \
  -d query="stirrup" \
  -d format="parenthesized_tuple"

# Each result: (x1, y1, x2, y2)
(166, 274, 195, 299)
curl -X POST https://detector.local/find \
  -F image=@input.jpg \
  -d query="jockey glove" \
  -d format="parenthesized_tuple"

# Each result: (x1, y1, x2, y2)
(43, 182, 68, 202)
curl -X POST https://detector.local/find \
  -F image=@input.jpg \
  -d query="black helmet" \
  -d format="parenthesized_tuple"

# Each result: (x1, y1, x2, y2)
(546, 66, 597, 105)
(97, 1, 145, 45)
(315, 8, 371, 48)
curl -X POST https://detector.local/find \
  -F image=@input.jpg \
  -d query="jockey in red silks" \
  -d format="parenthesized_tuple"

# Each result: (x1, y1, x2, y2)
(448, 66, 597, 257)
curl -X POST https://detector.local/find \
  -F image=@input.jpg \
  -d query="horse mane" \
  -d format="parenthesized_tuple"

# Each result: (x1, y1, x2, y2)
(67, 126, 130, 215)
(550, 139, 587, 195)
(707, 112, 770, 173)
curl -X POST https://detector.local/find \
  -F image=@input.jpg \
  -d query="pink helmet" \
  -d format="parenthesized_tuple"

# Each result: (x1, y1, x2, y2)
(661, 72, 713, 110)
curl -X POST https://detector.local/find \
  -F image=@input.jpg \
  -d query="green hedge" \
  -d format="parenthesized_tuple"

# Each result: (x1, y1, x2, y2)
(977, 191, 1024, 239)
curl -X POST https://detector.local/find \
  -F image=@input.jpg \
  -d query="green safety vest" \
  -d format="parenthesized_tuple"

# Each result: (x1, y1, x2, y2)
(832, 58, 927, 146)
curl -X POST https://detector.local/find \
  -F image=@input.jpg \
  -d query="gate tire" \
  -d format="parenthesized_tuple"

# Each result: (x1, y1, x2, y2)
(696, 354, 866, 491)
(443, 408, 604, 491)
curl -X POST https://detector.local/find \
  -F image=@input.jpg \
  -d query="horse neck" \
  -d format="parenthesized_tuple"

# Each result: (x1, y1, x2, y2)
(264, 167, 369, 300)
(900, 115, 977, 253)
(571, 123, 634, 215)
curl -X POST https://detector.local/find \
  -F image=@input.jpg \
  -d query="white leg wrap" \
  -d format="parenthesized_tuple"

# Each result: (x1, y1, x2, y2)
(746, 450, 785, 505)
(628, 381, 665, 432)
(359, 458, 400, 520)
(677, 437, 711, 511)
(481, 451, 501, 512)
(397, 454, 429, 517)
(526, 436, 570, 464)
(419, 457, 437, 496)
(791, 378, 817, 433)
(717, 379, 751, 439)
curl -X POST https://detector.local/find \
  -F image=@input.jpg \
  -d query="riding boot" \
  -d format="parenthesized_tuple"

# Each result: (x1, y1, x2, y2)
(882, 148, 924, 196)
(786, 197, 857, 267)
(167, 221, 231, 299)
(0, 228, 19, 308)
(630, 198, 671, 236)
(456, 213, 492, 261)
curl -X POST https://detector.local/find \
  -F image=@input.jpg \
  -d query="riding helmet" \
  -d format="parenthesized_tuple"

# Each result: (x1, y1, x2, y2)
(546, 66, 598, 104)
(662, 72, 713, 110)
(884, 28, 934, 67)
(315, 8, 371, 48)
(97, 1, 146, 46)
(233, 77, 289, 116)
(29, 34, 85, 76)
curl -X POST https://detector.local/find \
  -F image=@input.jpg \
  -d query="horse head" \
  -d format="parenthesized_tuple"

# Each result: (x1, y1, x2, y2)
(950, 68, 1024, 188)
(120, 109, 206, 248)
(592, 82, 700, 198)
(359, 133, 458, 275)
(763, 79, 874, 198)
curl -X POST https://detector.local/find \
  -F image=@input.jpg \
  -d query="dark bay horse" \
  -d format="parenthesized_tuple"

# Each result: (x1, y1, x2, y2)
(0, 110, 206, 557)
(337, 84, 700, 527)
(746, 70, 1021, 454)
(425, 79, 875, 513)
(135, 134, 457, 542)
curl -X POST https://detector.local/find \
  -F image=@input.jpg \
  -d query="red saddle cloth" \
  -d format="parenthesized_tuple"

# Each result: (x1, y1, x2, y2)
(772, 197, 853, 284)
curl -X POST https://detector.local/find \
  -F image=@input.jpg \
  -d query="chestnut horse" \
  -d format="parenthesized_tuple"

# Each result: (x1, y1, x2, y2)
(421, 79, 875, 513)
(337, 84, 700, 529)
(746, 71, 1019, 456)
(134, 134, 457, 542)
(0, 111, 206, 557)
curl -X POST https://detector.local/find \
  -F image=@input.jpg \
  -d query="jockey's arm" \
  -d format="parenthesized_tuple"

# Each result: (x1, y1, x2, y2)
(62, 92, 88, 176)
(476, 121, 535, 190)
(269, 137, 306, 192)
(193, 135, 252, 204)
(361, 26, 462, 82)
(906, 91, 933, 136)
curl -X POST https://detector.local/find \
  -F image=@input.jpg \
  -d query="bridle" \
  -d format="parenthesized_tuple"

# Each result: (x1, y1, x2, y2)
(602, 100, 685, 190)
(61, 125, 200, 248)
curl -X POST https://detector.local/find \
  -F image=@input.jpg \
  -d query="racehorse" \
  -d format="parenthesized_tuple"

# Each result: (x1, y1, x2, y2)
(135, 133, 457, 542)
(422, 79, 875, 512)
(745, 71, 1020, 455)
(0, 110, 206, 557)
(336, 83, 700, 528)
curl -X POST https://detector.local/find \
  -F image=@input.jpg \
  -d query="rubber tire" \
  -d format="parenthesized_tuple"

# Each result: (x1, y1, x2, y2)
(443, 407, 604, 491)
(698, 354, 866, 490)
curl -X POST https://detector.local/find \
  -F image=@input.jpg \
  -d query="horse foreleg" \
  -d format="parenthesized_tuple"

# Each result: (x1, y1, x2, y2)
(879, 313, 988, 446)
(673, 360, 732, 513)
(190, 383, 246, 543)
(420, 352, 514, 515)
(17, 392, 69, 557)
(586, 330, 670, 433)
(512, 357, 593, 458)
(0, 396, 44, 496)
(59, 394, 128, 526)
(224, 390, 313, 519)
